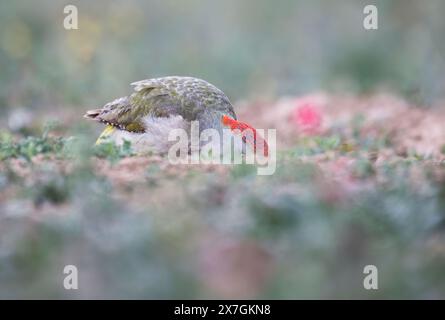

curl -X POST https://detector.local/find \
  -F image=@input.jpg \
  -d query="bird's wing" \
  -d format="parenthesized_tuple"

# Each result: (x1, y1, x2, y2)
(131, 77, 236, 120)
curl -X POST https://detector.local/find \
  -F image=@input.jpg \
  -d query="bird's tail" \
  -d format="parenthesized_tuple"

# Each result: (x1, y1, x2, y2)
(84, 109, 102, 120)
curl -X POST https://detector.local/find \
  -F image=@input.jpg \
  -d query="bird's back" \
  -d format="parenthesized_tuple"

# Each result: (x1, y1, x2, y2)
(84, 76, 236, 134)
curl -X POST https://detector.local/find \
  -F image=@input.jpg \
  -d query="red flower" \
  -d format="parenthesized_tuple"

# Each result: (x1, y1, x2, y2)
(292, 99, 323, 135)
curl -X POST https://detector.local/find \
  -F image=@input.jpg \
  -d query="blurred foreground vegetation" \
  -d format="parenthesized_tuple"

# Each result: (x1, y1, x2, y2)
(1, 101, 445, 298)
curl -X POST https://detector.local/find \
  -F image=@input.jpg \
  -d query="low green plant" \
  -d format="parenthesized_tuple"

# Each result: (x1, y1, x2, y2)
(93, 139, 134, 163)
(0, 124, 66, 161)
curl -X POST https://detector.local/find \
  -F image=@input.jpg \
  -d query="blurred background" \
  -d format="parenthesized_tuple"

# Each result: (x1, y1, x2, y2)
(1, 0, 445, 114)
(1, 0, 445, 299)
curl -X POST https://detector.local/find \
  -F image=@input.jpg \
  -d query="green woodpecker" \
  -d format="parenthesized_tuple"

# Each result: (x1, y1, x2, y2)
(84, 76, 268, 156)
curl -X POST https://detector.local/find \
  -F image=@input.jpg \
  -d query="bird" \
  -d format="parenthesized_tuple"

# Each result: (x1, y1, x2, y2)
(84, 76, 268, 157)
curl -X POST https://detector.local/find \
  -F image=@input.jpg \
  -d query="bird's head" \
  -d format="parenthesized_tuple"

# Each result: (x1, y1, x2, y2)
(221, 115, 269, 157)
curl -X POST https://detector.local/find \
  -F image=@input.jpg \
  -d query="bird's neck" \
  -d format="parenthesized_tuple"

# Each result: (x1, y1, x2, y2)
(197, 110, 227, 133)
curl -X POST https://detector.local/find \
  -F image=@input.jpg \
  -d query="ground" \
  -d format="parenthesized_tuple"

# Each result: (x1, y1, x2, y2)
(1, 92, 445, 299)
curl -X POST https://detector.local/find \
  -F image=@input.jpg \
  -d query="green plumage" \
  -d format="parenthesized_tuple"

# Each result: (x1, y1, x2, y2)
(84, 76, 236, 132)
